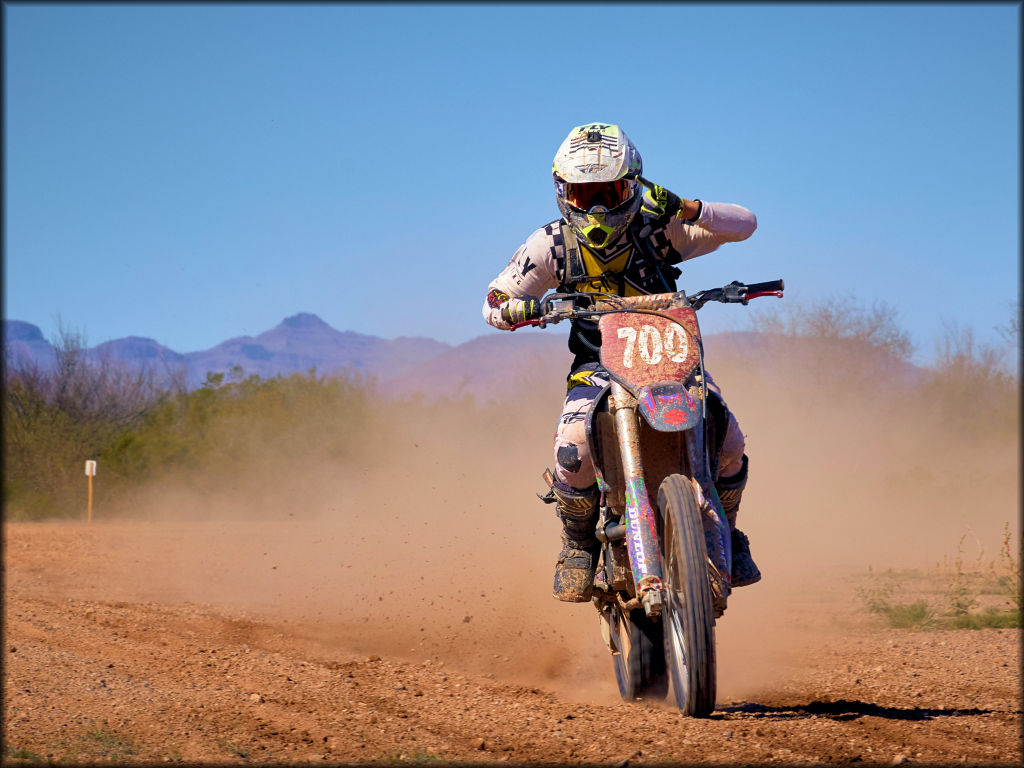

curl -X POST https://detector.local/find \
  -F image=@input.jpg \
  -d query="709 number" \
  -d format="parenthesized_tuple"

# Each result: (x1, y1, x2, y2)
(616, 324, 690, 369)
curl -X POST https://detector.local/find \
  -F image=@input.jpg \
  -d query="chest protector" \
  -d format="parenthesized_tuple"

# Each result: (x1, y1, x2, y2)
(558, 218, 679, 297)
(558, 213, 683, 371)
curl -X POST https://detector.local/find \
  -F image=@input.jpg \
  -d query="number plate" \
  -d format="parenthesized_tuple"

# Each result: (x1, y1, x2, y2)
(598, 307, 701, 389)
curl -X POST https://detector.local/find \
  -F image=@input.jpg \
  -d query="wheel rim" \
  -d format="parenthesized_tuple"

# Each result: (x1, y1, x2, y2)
(664, 533, 690, 706)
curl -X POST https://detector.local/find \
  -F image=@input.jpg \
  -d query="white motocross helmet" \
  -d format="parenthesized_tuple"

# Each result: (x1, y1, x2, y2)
(552, 123, 643, 249)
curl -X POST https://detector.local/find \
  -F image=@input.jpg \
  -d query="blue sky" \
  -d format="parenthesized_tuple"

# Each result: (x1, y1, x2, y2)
(4, 3, 1019, 366)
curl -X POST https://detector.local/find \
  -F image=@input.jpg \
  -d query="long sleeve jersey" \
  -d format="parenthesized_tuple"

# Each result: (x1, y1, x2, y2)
(483, 194, 757, 371)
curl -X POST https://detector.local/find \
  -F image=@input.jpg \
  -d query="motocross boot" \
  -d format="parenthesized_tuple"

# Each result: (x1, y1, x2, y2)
(551, 482, 601, 603)
(716, 455, 761, 587)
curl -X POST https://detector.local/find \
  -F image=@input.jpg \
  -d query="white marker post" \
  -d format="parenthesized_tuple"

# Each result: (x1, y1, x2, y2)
(84, 460, 97, 523)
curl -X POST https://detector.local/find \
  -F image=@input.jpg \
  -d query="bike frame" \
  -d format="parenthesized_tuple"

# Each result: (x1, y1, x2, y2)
(517, 279, 783, 711)
(583, 296, 733, 619)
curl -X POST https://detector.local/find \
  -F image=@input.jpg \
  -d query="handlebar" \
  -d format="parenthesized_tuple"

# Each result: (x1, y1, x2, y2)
(747, 279, 785, 295)
(692, 279, 785, 310)
(507, 279, 784, 330)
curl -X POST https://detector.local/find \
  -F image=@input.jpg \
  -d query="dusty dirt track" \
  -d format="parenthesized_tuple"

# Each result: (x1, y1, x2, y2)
(4, 521, 1020, 765)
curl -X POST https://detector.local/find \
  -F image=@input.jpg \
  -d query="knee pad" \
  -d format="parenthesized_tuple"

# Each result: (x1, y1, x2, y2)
(556, 444, 583, 474)
(553, 419, 595, 488)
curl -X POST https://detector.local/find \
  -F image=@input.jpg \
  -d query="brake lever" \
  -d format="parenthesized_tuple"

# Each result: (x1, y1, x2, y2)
(746, 289, 784, 301)
(507, 319, 544, 331)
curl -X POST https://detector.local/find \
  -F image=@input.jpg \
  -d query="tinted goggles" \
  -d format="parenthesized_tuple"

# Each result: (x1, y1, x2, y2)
(562, 178, 637, 211)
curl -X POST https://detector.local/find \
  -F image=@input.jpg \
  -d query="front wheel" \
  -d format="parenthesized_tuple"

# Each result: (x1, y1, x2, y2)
(658, 474, 716, 716)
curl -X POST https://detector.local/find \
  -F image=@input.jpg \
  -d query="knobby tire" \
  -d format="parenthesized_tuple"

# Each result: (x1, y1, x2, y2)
(658, 474, 717, 716)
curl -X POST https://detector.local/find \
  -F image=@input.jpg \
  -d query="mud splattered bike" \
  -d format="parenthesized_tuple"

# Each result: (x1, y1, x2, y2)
(514, 279, 784, 716)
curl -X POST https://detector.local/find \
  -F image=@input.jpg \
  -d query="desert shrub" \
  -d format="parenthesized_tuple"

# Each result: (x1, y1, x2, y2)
(736, 295, 922, 418)
(946, 535, 979, 617)
(753, 294, 914, 362)
(996, 300, 1020, 347)
(998, 522, 1022, 613)
(93, 366, 377, 505)
(3, 324, 377, 519)
(918, 321, 1018, 440)
(949, 606, 1021, 630)
(856, 569, 934, 629)
(3, 327, 167, 518)
(855, 566, 898, 614)
(937, 524, 1022, 628)
(882, 600, 934, 629)
(743, 296, 1018, 449)
(857, 525, 1022, 631)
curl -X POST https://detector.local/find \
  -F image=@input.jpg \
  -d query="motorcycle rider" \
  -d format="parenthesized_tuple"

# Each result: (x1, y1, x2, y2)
(482, 123, 760, 602)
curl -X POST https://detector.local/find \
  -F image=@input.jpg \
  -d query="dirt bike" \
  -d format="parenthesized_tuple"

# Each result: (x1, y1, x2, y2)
(512, 279, 784, 716)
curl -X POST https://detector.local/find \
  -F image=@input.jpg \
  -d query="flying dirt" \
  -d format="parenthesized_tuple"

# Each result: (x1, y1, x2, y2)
(4, 326, 1021, 764)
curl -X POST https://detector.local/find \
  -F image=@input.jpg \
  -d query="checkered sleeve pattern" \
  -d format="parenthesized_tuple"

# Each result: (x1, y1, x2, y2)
(481, 222, 563, 330)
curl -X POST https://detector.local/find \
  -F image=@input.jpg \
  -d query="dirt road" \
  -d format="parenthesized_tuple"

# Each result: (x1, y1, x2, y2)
(4, 521, 1020, 765)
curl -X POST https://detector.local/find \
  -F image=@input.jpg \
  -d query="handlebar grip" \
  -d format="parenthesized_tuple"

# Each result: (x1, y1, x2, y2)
(747, 279, 784, 294)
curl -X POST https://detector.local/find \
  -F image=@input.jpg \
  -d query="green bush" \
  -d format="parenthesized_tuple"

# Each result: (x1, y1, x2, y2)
(856, 523, 1022, 632)
(949, 607, 1021, 630)
(3, 335, 374, 519)
(881, 600, 934, 629)
(3, 329, 167, 518)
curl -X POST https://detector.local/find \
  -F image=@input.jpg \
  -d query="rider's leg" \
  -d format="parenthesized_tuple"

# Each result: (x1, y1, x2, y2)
(706, 371, 761, 587)
(550, 481, 601, 602)
(550, 369, 606, 602)
(717, 454, 761, 586)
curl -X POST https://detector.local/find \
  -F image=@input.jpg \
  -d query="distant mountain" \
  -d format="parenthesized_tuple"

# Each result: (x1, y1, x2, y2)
(92, 336, 187, 366)
(3, 315, 928, 396)
(3, 314, 454, 390)
(3, 320, 57, 370)
(180, 312, 451, 389)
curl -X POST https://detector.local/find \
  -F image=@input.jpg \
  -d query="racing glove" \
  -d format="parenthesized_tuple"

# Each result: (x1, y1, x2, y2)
(500, 297, 542, 325)
(640, 182, 683, 219)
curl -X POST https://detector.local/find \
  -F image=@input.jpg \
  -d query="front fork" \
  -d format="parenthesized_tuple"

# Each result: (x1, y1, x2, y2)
(609, 382, 665, 618)
(609, 381, 733, 619)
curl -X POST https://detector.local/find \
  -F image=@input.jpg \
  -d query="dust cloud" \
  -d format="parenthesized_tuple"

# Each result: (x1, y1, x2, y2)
(86, 331, 1017, 706)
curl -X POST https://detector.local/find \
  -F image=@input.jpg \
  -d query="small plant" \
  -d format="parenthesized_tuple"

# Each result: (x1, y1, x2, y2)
(881, 600, 934, 629)
(855, 566, 897, 614)
(999, 522, 1022, 612)
(855, 569, 933, 628)
(946, 535, 978, 617)
(3, 745, 44, 762)
(56, 727, 137, 762)
(84, 727, 137, 760)
(951, 606, 1021, 630)
(218, 739, 250, 759)
(857, 528, 1023, 632)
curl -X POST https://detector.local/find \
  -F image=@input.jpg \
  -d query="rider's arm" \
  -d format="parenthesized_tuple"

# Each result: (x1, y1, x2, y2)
(482, 226, 560, 330)
(663, 201, 757, 263)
